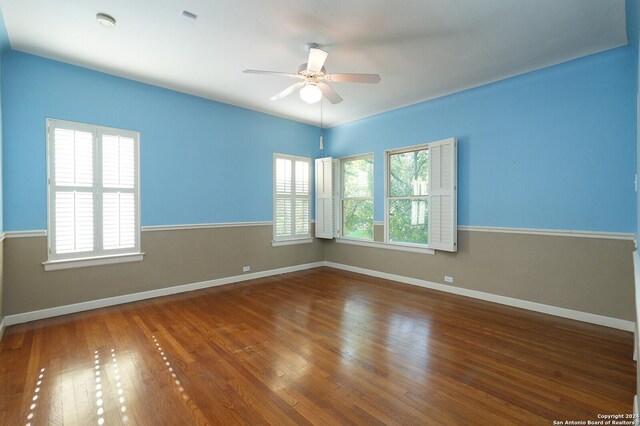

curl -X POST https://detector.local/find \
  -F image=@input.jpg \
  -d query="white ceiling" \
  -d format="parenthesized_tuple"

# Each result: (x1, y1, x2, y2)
(0, 0, 628, 127)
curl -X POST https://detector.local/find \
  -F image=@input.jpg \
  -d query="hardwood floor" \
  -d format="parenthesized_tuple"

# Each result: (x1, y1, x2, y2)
(0, 267, 635, 425)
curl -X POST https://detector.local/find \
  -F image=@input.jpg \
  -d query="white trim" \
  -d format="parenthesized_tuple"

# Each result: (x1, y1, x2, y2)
(374, 221, 384, 226)
(0, 317, 5, 341)
(143, 221, 272, 232)
(4, 261, 325, 326)
(43, 252, 145, 271)
(335, 238, 435, 255)
(458, 226, 634, 240)
(324, 261, 635, 331)
(0, 232, 5, 242)
(634, 395, 638, 425)
(634, 251, 640, 362)
(6, 223, 632, 240)
(271, 238, 314, 247)
(5, 230, 47, 238)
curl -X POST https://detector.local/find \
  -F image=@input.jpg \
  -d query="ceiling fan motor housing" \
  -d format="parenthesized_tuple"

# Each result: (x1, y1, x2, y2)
(298, 63, 326, 78)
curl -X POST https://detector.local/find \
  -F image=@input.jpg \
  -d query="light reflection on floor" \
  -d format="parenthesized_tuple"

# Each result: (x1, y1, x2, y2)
(24, 367, 45, 426)
(93, 348, 129, 425)
(151, 335, 189, 401)
(388, 312, 431, 376)
(110, 348, 129, 422)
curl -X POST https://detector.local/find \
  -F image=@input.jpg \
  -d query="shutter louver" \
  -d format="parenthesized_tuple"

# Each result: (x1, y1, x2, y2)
(275, 198, 292, 237)
(428, 138, 457, 252)
(295, 198, 310, 236)
(315, 157, 334, 239)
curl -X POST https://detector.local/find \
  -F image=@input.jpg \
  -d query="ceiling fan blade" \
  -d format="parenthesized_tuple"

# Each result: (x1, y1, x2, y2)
(318, 82, 343, 104)
(270, 82, 306, 101)
(307, 48, 328, 73)
(243, 69, 302, 79)
(324, 73, 381, 84)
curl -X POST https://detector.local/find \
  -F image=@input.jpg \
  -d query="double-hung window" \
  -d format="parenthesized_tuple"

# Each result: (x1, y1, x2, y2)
(46, 119, 142, 270)
(341, 154, 374, 240)
(273, 154, 312, 245)
(386, 138, 457, 251)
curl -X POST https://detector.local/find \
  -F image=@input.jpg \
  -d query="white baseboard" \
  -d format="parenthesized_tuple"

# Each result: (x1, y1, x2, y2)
(0, 317, 5, 340)
(4, 260, 634, 333)
(324, 262, 635, 331)
(4, 261, 325, 326)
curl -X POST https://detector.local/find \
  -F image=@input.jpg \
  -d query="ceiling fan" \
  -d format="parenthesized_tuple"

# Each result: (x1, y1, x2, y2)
(243, 43, 381, 105)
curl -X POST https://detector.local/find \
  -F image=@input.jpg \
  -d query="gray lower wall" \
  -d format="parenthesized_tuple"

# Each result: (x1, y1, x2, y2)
(325, 225, 635, 321)
(0, 239, 3, 321)
(2, 224, 635, 322)
(4, 225, 323, 316)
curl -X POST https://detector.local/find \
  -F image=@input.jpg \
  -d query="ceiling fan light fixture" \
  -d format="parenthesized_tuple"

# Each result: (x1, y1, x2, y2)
(96, 13, 116, 28)
(300, 84, 322, 104)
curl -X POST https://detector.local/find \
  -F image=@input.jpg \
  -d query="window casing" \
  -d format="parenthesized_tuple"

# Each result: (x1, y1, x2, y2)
(273, 154, 311, 242)
(340, 154, 374, 240)
(46, 119, 141, 264)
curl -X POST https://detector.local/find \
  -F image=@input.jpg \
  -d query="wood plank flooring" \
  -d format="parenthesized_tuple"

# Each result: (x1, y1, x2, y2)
(0, 267, 635, 425)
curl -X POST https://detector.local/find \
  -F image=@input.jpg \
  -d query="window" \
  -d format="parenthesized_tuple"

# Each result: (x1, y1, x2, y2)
(341, 154, 374, 240)
(46, 119, 141, 269)
(385, 138, 457, 251)
(273, 154, 311, 244)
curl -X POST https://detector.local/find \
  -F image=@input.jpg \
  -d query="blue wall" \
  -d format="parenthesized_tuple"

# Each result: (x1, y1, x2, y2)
(0, 7, 9, 234)
(326, 46, 637, 233)
(629, 0, 640, 240)
(2, 51, 320, 231)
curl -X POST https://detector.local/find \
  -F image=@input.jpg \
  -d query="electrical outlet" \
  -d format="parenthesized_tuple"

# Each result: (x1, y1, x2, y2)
(444, 276, 454, 283)
(243, 266, 251, 272)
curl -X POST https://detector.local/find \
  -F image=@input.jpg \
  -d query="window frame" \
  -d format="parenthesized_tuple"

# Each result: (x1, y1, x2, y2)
(272, 153, 312, 245)
(384, 142, 431, 249)
(45, 118, 142, 269)
(339, 153, 374, 241)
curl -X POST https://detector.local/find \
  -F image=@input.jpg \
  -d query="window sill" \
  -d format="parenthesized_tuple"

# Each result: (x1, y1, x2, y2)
(335, 238, 435, 255)
(272, 238, 314, 247)
(43, 252, 145, 271)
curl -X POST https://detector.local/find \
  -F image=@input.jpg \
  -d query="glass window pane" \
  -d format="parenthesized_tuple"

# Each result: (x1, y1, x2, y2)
(389, 149, 428, 197)
(343, 156, 373, 198)
(389, 198, 428, 244)
(343, 199, 373, 240)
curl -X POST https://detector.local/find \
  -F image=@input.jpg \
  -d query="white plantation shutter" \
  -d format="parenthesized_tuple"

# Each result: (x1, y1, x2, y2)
(47, 119, 140, 261)
(54, 191, 94, 253)
(51, 126, 95, 254)
(428, 138, 457, 252)
(314, 157, 334, 239)
(273, 154, 311, 241)
(103, 192, 136, 249)
(332, 159, 340, 238)
(101, 133, 138, 251)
